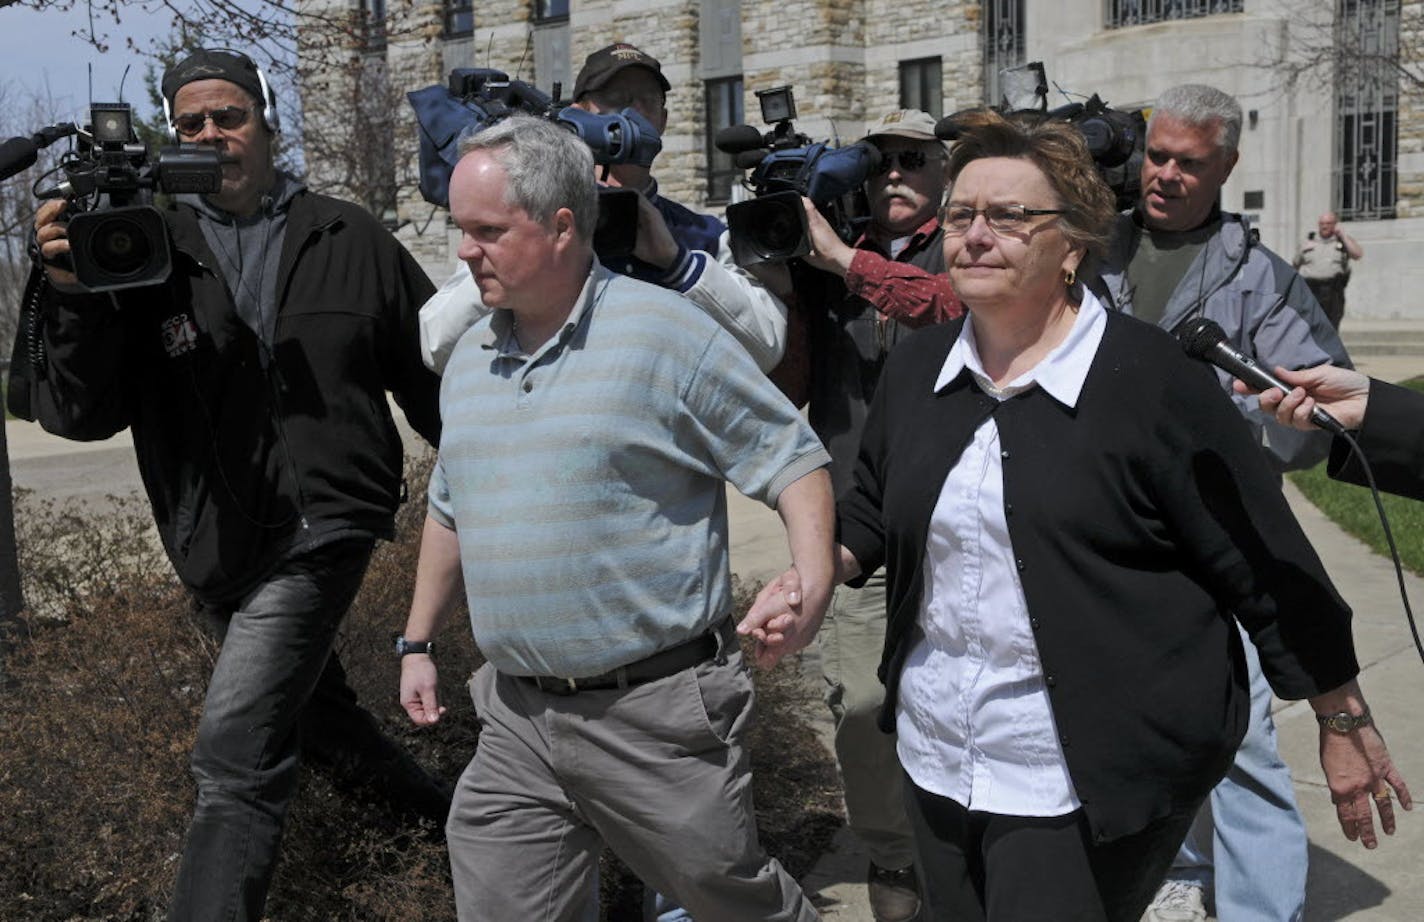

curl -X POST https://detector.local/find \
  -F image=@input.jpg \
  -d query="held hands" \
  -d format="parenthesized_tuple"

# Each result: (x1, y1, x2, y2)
(1320, 721, 1412, 848)
(1233, 363, 1370, 432)
(399, 655, 446, 727)
(737, 566, 828, 669)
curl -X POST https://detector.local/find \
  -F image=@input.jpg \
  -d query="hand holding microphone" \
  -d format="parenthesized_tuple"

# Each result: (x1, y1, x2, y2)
(1177, 317, 1359, 434)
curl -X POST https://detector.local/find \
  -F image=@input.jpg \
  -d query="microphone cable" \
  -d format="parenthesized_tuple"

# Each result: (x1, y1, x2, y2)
(1328, 430, 1424, 668)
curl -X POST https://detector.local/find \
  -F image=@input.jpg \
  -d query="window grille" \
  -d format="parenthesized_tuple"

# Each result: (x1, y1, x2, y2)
(1335, 0, 1399, 220)
(983, 0, 1025, 107)
(1106, 0, 1243, 29)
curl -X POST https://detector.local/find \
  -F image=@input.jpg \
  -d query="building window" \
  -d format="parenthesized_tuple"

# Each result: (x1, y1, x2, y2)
(1335, 0, 1399, 220)
(983, 0, 1024, 107)
(359, 0, 387, 51)
(705, 77, 744, 204)
(899, 57, 943, 118)
(1106, 0, 1243, 29)
(536, 0, 570, 22)
(444, 0, 474, 38)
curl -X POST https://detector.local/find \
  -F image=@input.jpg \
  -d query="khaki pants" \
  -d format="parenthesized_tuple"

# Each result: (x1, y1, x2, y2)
(448, 652, 818, 922)
(821, 571, 916, 870)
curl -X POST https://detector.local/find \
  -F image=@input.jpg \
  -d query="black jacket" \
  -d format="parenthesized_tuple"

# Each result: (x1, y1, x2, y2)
(8, 189, 441, 602)
(837, 311, 1357, 843)
(1329, 379, 1424, 501)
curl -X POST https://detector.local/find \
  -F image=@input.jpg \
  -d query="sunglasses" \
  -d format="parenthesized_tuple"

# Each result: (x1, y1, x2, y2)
(172, 106, 251, 138)
(871, 149, 941, 175)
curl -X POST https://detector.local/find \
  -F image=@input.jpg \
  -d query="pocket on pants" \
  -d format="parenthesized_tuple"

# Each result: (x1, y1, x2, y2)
(467, 662, 496, 728)
(677, 653, 754, 752)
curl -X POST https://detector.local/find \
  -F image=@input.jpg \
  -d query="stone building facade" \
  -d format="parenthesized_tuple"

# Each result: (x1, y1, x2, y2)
(297, 0, 1424, 320)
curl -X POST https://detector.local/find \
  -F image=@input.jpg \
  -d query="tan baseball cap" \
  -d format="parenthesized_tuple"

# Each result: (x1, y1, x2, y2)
(863, 109, 940, 142)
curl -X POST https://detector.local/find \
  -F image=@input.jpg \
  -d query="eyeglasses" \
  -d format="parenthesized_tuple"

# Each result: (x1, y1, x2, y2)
(871, 150, 941, 176)
(172, 106, 251, 138)
(942, 203, 1066, 236)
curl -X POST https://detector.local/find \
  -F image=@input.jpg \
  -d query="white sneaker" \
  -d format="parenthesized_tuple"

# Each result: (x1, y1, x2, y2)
(1141, 880, 1207, 922)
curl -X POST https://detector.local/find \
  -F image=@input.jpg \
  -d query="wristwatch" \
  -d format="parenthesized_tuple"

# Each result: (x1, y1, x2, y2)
(394, 635, 435, 658)
(1316, 709, 1372, 733)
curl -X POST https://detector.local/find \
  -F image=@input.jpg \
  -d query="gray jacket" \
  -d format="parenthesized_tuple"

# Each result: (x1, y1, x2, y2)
(1093, 211, 1352, 472)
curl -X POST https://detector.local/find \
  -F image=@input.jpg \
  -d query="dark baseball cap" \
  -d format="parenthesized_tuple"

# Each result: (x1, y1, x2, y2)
(572, 43, 671, 101)
(161, 49, 266, 108)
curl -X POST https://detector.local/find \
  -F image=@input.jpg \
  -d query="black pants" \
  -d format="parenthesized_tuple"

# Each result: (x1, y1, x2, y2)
(1306, 276, 1347, 329)
(903, 774, 1199, 922)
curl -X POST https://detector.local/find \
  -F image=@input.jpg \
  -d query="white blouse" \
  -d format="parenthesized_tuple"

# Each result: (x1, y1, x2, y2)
(896, 293, 1108, 817)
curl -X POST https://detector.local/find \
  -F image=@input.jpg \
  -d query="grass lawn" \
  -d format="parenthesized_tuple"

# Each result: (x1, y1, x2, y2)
(1287, 376, 1424, 576)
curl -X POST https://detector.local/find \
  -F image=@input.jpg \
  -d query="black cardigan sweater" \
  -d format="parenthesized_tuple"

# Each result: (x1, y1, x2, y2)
(837, 311, 1358, 844)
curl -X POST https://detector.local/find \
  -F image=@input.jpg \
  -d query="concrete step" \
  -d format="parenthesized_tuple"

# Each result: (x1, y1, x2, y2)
(1340, 321, 1424, 359)
(1342, 341, 1424, 356)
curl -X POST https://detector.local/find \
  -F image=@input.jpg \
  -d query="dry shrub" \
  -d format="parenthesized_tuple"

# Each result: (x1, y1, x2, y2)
(1, 452, 842, 921)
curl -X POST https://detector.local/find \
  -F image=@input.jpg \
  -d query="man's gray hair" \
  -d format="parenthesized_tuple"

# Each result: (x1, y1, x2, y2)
(457, 115, 599, 241)
(1149, 84, 1243, 155)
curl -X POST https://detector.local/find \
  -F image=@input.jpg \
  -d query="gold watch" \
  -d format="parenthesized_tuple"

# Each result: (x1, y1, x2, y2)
(1316, 709, 1372, 733)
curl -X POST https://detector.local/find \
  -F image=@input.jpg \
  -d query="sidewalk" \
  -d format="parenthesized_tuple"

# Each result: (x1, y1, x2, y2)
(727, 475, 1424, 920)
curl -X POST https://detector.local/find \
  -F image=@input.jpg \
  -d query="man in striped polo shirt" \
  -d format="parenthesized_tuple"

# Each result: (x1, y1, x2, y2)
(397, 114, 835, 921)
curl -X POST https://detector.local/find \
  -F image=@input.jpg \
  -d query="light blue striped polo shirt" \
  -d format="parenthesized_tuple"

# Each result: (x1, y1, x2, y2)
(430, 260, 830, 677)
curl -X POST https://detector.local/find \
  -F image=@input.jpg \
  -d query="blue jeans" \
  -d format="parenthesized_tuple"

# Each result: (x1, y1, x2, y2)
(1165, 626, 1307, 922)
(167, 540, 381, 922)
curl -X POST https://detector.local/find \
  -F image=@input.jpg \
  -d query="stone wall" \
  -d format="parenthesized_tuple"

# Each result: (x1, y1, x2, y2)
(1395, 0, 1424, 218)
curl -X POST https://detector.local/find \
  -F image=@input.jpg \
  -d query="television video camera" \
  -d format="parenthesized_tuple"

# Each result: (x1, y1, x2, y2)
(30, 102, 224, 292)
(408, 68, 664, 260)
(716, 86, 881, 266)
(941, 62, 1145, 211)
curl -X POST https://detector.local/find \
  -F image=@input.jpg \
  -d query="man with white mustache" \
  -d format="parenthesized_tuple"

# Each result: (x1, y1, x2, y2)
(792, 108, 963, 922)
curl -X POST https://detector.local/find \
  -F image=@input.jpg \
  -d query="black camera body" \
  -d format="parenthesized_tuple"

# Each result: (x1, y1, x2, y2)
(718, 86, 879, 266)
(46, 103, 224, 292)
(409, 68, 666, 261)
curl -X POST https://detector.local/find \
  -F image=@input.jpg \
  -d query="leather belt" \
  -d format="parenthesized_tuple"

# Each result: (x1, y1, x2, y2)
(520, 617, 736, 695)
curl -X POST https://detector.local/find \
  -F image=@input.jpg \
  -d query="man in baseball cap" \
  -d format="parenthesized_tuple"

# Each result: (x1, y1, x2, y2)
(571, 41, 672, 102)
(419, 39, 789, 380)
(20, 45, 448, 922)
(784, 109, 962, 920)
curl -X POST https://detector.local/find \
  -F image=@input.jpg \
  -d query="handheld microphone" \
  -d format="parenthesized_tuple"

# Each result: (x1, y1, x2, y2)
(715, 124, 768, 155)
(1176, 317, 1347, 436)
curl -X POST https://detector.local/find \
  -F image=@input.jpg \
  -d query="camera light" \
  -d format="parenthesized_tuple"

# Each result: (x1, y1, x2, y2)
(90, 103, 134, 145)
(756, 86, 796, 125)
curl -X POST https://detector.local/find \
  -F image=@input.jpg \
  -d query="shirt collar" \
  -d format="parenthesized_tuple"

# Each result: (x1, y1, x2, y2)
(934, 289, 1108, 408)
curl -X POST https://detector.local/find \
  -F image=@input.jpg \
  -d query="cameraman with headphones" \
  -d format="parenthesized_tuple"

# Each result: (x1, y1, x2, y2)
(9, 49, 445, 922)
(419, 42, 789, 375)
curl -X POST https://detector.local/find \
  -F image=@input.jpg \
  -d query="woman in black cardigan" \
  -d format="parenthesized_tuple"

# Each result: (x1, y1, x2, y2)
(744, 110, 1410, 921)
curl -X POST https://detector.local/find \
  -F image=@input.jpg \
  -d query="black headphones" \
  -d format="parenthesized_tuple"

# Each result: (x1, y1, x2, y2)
(162, 49, 281, 144)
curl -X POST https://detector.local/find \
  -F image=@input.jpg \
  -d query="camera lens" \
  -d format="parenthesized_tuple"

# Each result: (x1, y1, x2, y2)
(756, 203, 803, 253)
(90, 214, 155, 278)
